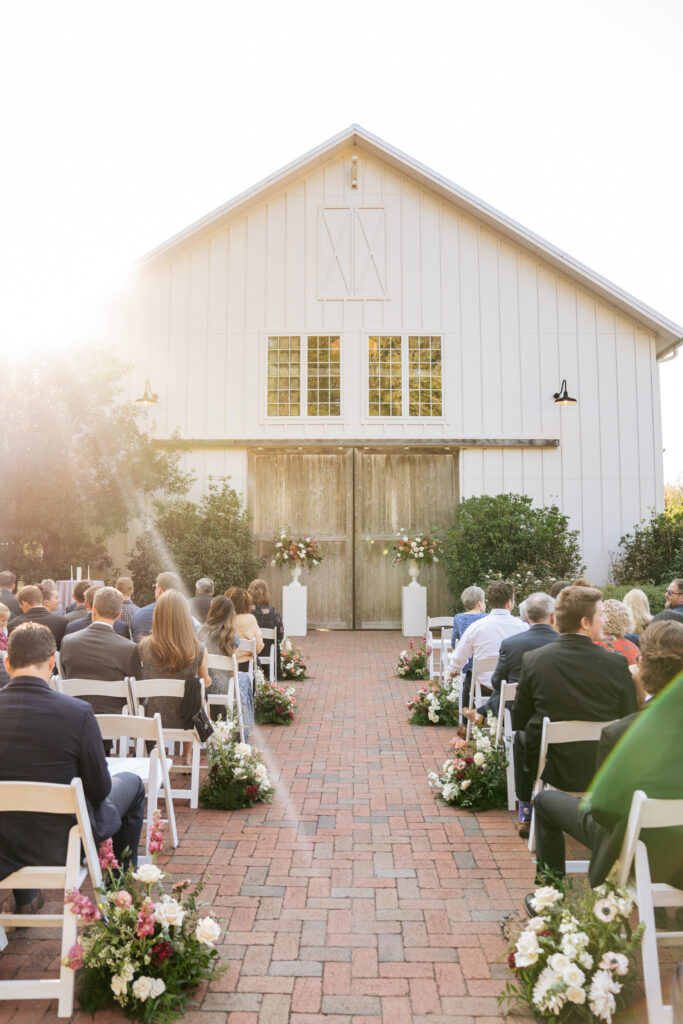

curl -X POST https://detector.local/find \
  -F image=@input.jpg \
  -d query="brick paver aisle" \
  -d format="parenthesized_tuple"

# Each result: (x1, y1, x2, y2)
(1, 630, 537, 1024)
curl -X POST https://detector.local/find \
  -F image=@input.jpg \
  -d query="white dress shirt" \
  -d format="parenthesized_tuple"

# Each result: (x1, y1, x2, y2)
(449, 608, 529, 687)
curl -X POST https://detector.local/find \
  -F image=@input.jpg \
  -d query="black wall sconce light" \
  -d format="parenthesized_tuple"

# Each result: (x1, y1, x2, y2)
(553, 379, 577, 405)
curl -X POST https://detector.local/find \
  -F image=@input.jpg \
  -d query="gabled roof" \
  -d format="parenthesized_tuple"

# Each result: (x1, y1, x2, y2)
(140, 124, 683, 359)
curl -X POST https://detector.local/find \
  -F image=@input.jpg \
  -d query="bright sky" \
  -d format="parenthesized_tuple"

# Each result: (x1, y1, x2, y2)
(2, 0, 681, 483)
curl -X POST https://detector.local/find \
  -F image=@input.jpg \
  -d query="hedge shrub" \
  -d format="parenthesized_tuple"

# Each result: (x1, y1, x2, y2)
(609, 505, 683, 586)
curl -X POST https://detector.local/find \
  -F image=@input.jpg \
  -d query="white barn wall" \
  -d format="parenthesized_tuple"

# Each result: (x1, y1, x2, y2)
(110, 146, 664, 584)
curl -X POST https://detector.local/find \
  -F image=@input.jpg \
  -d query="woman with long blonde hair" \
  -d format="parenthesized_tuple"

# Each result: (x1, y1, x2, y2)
(623, 588, 652, 638)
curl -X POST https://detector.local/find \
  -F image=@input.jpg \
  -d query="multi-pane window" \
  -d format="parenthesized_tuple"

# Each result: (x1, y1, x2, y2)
(368, 335, 442, 417)
(267, 336, 341, 417)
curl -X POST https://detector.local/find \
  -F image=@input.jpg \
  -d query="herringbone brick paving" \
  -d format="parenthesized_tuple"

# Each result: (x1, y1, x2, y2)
(0, 630, 651, 1022)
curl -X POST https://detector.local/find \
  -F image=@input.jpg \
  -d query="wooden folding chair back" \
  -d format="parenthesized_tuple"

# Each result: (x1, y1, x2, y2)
(0, 778, 102, 1017)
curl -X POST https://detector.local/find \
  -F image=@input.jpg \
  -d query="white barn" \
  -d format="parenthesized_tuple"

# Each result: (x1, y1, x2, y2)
(108, 124, 683, 629)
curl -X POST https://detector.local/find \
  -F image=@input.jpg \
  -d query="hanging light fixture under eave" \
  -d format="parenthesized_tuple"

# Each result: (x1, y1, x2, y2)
(134, 380, 159, 406)
(553, 379, 577, 405)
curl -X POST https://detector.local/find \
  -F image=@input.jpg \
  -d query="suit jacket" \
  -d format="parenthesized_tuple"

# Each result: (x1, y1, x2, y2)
(0, 588, 21, 619)
(189, 593, 213, 624)
(60, 622, 142, 714)
(512, 632, 638, 792)
(0, 675, 116, 879)
(64, 603, 89, 623)
(7, 606, 68, 648)
(64, 612, 131, 640)
(490, 623, 558, 692)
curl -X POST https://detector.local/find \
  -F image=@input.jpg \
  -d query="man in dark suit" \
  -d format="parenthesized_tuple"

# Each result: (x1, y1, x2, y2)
(131, 571, 197, 641)
(64, 584, 131, 639)
(60, 587, 143, 713)
(189, 577, 214, 624)
(531, 620, 683, 894)
(512, 585, 638, 833)
(7, 585, 68, 648)
(0, 570, 22, 619)
(464, 591, 558, 725)
(0, 623, 144, 911)
(64, 579, 92, 622)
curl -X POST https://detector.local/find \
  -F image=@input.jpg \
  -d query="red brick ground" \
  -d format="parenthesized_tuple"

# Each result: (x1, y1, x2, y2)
(0, 630, 652, 1022)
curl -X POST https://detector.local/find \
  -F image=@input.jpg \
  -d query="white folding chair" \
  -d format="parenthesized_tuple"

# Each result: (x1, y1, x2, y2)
(612, 790, 683, 1024)
(257, 628, 277, 683)
(426, 617, 452, 681)
(465, 654, 498, 739)
(528, 716, 616, 869)
(0, 778, 102, 1017)
(238, 638, 258, 693)
(127, 678, 204, 809)
(55, 678, 134, 754)
(96, 712, 178, 857)
(53, 651, 63, 678)
(206, 652, 245, 741)
(494, 680, 518, 811)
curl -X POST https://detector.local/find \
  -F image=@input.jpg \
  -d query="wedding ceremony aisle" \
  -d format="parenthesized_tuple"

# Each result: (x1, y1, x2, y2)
(3, 631, 556, 1022)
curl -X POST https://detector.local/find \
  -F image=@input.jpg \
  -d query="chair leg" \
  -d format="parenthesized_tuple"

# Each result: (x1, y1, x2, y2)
(635, 841, 668, 1023)
(189, 742, 200, 809)
(506, 735, 516, 812)
(0, 925, 7, 952)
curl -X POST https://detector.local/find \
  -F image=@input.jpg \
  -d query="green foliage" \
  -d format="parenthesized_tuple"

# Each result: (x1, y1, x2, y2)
(443, 494, 584, 609)
(127, 478, 263, 605)
(407, 682, 461, 727)
(609, 506, 683, 586)
(0, 353, 190, 583)
(601, 583, 667, 616)
(396, 636, 431, 680)
(254, 676, 297, 725)
(432, 721, 507, 810)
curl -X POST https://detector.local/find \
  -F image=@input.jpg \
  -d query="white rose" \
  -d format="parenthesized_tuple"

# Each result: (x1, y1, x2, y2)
(548, 953, 570, 974)
(562, 963, 586, 988)
(111, 974, 127, 996)
(132, 864, 163, 885)
(132, 976, 154, 1002)
(150, 978, 166, 998)
(441, 783, 457, 801)
(446, 690, 459, 703)
(530, 885, 563, 912)
(233, 767, 246, 779)
(566, 986, 586, 1004)
(460, 779, 471, 790)
(427, 771, 440, 786)
(196, 916, 221, 946)
(526, 915, 549, 933)
(155, 896, 185, 928)
(234, 743, 252, 757)
(427, 710, 439, 722)
(515, 930, 540, 967)
(473, 752, 485, 766)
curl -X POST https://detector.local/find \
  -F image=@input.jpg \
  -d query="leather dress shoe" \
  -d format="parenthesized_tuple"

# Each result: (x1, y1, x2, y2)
(524, 893, 538, 918)
(462, 708, 484, 727)
(16, 891, 45, 914)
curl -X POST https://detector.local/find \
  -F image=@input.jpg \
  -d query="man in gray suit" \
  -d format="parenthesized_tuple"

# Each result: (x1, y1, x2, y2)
(60, 586, 142, 714)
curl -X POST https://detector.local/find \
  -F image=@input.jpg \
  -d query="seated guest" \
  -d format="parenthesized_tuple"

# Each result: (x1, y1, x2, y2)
(548, 580, 571, 599)
(464, 592, 557, 726)
(0, 623, 145, 912)
(64, 579, 92, 621)
(651, 578, 683, 623)
(189, 578, 214, 625)
(60, 586, 142, 713)
(131, 571, 193, 642)
(622, 587, 652, 643)
(448, 586, 487, 710)
(248, 578, 284, 679)
(531, 620, 683, 899)
(449, 582, 527, 723)
(65, 585, 131, 639)
(0, 570, 22, 619)
(8, 585, 68, 648)
(594, 598, 640, 665)
(225, 587, 264, 674)
(0, 604, 9, 688)
(40, 580, 62, 615)
(138, 590, 211, 761)
(512, 585, 638, 838)
(200, 596, 254, 740)
(115, 576, 139, 631)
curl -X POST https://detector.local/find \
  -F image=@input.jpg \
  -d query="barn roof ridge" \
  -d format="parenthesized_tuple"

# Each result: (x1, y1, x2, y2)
(139, 123, 683, 358)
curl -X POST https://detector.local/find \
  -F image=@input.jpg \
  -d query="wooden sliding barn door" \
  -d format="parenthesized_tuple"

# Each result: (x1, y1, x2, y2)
(248, 449, 354, 629)
(353, 450, 459, 629)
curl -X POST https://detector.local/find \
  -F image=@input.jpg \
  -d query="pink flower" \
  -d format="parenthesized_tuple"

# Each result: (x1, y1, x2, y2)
(136, 898, 157, 938)
(64, 889, 102, 921)
(147, 810, 164, 854)
(98, 838, 119, 871)
(408, 638, 414, 649)
(115, 889, 133, 908)
(65, 942, 84, 970)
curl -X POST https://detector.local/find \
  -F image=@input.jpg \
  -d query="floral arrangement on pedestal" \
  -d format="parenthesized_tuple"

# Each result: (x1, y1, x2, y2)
(397, 635, 431, 680)
(406, 678, 460, 726)
(62, 815, 223, 1022)
(280, 636, 308, 679)
(254, 668, 297, 725)
(391, 530, 442, 564)
(199, 718, 275, 810)
(501, 882, 643, 1023)
(270, 529, 323, 569)
(428, 717, 507, 809)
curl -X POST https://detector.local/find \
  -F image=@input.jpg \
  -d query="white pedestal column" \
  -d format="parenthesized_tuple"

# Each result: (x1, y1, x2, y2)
(283, 583, 307, 637)
(402, 584, 427, 638)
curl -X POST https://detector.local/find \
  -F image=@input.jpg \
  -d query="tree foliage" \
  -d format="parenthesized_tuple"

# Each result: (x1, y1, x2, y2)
(443, 493, 585, 609)
(0, 353, 190, 582)
(609, 506, 683, 586)
(127, 478, 263, 605)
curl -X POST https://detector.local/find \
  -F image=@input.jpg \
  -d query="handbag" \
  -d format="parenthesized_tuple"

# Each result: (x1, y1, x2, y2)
(192, 706, 214, 743)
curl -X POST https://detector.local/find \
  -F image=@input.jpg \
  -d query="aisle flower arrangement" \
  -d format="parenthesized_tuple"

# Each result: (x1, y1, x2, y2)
(397, 635, 431, 680)
(280, 636, 308, 679)
(500, 882, 643, 1023)
(255, 670, 297, 725)
(199, 718, 275, 810)
(407, 679, 460, 726)
(62, 815, 223, 1022)
(427, 717, 507, 809)
(271, 529, 323, 569)
(392, 530, 442, 564)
